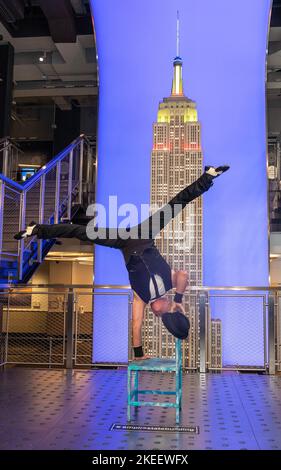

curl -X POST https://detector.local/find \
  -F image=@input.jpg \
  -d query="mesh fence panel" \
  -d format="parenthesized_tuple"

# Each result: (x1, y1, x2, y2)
(208, 293, 266, 370)
(44, 167, 57, 222)
(25, 180, 40, 228)
(1, 186, 21, 255)
(74, 291, 93, 365)
(0, 294, 8, 366)
(92, 292, 130, 364)
(277, 295, 281, 372)
(2, 290, 66, 365)
(59, 155, 70, 209)
(0, 287, 275, 371)
(72, 145, 80, 189)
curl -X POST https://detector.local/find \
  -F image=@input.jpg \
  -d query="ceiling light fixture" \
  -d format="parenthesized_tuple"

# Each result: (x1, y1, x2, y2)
(39, 51, 47, 63)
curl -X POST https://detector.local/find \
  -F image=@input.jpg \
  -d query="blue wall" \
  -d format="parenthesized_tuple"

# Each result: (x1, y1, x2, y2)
(90, 0, 271, 364)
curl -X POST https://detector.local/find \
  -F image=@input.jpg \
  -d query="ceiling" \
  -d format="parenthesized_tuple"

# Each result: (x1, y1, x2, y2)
(1, 1, 280, 112)
(0, 0, 97, 111)
(266, 2, 281, 107)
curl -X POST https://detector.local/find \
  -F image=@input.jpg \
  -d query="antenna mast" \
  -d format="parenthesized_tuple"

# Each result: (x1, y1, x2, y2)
(176, 10, 180, 57)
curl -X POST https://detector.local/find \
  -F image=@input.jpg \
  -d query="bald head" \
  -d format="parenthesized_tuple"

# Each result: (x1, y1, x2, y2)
(150, 297, 172, 316)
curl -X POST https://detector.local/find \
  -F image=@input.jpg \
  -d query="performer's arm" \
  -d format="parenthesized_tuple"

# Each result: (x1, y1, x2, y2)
(132, 292, 149, 360)
(171, 270, 188, 313)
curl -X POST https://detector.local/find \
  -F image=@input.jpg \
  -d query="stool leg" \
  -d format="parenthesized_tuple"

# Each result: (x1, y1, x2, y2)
(134, 371, 139, 403)
(127, 369, 131, 422)
(179, 368, 182, 410)
(176, 370, 180, 424)
(176, 406, 180, 424)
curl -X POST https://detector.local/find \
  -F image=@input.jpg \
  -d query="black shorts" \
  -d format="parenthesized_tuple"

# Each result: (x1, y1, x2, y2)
(126, 246, 172, 304)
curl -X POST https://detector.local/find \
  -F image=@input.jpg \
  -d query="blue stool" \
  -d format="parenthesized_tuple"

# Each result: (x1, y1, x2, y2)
(127, 339, 183, 423)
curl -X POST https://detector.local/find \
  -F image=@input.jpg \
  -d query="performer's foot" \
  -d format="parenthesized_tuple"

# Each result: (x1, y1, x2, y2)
(14, 221, 38, 240)
(205, 165, 230, 178)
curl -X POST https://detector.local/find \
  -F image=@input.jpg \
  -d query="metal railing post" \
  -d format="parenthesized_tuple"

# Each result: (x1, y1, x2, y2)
(54, 161, 61, 224)
(67, 150, 73, 220)
(0, 180, 5, 255)
(128, 293, 133, 362)
(199, 291, 207, 373)
(78, 139, 84, 205)
(86, 142, 91, 183)
(268, 292, 276, 375)
(66, 288, 75, 369)
(37, 174, 45, 263)
(5, 289, 11, 364)
(18, 191, 26, 281)
(2, 140, 9, 177)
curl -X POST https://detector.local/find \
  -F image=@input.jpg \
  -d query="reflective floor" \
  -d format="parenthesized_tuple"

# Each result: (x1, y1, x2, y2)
(0, 367, 281, 450)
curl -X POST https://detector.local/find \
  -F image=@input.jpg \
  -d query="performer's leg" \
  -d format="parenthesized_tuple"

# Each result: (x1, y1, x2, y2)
(34, 223, 89, 241)
(136, 172, 213, 239)
(137, 166, 229, 239)
(14, 222, 126, 250)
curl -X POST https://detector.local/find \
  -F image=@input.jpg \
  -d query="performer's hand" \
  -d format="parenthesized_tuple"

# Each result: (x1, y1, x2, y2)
(171, 301, 185, 314)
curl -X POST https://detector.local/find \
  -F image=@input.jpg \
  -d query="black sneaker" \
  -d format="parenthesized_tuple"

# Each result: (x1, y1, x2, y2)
(14, 221, 38, 240)
(205, 165, 230, 178)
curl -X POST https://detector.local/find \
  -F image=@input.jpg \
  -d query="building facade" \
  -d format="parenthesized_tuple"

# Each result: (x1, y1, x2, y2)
(142, 50, 205, 368)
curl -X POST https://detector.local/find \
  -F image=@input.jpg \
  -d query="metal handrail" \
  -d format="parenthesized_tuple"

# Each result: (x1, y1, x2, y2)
(0, 138, 23, 152)
(0, 135, 82, 190)
(0, 284, 278, 374)
(0, 283, 277, 290)
(0, 138, 24, 180)
(0, 135, 96, 282)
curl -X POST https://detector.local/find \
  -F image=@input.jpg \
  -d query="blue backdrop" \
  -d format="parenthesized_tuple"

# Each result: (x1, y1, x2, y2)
(90, 0, 271, 364)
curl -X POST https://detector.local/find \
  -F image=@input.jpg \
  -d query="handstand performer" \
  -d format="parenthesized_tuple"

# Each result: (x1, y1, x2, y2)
(14, 165, 229, 360)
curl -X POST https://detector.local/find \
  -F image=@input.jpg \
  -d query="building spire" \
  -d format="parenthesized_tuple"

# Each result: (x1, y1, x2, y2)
(171, 10, 184, 97)
(176, 10, 180, 57)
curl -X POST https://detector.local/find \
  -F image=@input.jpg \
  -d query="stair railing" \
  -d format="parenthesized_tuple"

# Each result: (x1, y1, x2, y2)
(0, 138, 23, 180)
(0, 135, 96, 282)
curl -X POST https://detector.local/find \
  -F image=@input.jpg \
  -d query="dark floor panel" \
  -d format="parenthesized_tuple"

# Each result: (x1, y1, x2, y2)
(232, 374, 281, 450)
(0, 368, 280, 450)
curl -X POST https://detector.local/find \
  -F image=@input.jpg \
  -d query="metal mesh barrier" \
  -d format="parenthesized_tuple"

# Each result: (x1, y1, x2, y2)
(1, 185, 21, 256)
(44, 167, 57, 223)
(25, 180, 41, 228)
(59, 155, 70, 209)
(0, 285, 279, 373)
(207, 293, 266, 370)
(277, 294, 281, 372)
(91, 292, 131, 365)
(1, 289, 66, 366)
(74, 291, 93, 366)
(72, 144, 80, 189)
(0, 293, 8, 366)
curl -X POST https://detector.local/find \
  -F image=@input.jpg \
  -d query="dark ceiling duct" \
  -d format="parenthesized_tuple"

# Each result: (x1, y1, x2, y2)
(0, 0, 24, 23)
(38, 0, 76, 43)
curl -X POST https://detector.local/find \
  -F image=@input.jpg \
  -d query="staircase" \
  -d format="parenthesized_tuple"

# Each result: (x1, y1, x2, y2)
(0, 135, 95, 284)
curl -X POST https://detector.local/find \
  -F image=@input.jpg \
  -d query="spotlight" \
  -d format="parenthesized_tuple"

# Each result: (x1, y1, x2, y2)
(39, 51, 47, 63)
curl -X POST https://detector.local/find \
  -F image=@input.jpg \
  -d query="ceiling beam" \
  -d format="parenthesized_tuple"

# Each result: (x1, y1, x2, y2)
(70, 0, 87, 15)
(268, 71, 281, 81)
(268, 40, 281, 55)
(13, 86, 97, 98)
(53, 96, 72, 110)
(39, 0, 77, 43)
(267, 81, 281, 89)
